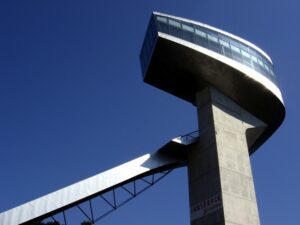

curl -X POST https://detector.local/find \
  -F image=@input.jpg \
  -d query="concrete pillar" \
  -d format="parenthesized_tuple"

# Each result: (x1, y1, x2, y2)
(188, 87, 265, 225)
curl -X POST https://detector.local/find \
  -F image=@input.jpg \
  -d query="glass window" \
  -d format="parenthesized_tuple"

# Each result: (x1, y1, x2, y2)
(218, 33, 231, 43)
(242, 50, 250, 58)
(230, 44, 240, 53)
(182, 24, 194, 32)
(220, 39, 229, 48)
(264, 64, 270, 72)
(219, 39, 231, 57)
(240, 43, 249, 51)
(230, 39, 240, 48)
(208, 34, 218, 43)
(168, 19, 182, 38)
(230, 44, 242, 62)
(156, 16, 169, 33)
(169, 19, 181, 28)
(208, 34, 221, 53)
(249, 48, 257, 56)
(241, 49, 251, 66)
(251, 55, 258, 63)
(258, 60, 264, 66)
(156, 16, 167, 23)
(195, 31, 208, 47)
(195, 29, 206, 38)
(224, 49, 232, 58)
(182, 24, 194, 42)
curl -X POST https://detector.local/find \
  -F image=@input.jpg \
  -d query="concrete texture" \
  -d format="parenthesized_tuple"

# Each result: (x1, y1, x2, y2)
(188, 87, 265, 225)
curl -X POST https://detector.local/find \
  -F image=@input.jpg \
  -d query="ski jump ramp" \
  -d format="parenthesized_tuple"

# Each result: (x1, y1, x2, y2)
(0, 132, 199, 225)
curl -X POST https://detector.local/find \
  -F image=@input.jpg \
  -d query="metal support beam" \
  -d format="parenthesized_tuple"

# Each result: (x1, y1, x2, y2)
(0, 131, 199, 225)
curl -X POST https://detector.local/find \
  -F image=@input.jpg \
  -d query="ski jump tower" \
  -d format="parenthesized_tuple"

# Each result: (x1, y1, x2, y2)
(140, 12, 285, 225)
(0, 12, 285, 225)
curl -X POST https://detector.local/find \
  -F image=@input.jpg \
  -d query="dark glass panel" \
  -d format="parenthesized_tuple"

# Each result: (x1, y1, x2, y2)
(207, 34, 221, 53)
(241, 49, 252, 66)
(223, 47, 232, 58)
(156, 16, 167, 23)
(195, 35, 208, 48)
(182, 23, 194, 32)
(252, 61, 262, 73)
(182, 23, 194, 42)
(220, 39, 232, 58)
(169, 19, 182, 38)
(157, 21, 168, 33)
(209, 41, 221, 53)
(229, 38, 240, 48)
(156, 16, 169, 33)
(218, 33, 231, 43)
(195, 28, 206, 37)
(183, 31, 194, 42)
(243, 58, 252, 67)
(152, 14, 278, 84)
(230, 44, 242, 62)
(240, 43, 249, 52)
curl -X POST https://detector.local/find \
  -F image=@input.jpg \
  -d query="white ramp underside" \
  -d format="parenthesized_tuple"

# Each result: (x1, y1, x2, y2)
(0, 133, 198, 225)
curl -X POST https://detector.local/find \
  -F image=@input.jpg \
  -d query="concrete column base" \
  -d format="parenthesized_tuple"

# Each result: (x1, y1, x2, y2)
(188, 87, 265, 225)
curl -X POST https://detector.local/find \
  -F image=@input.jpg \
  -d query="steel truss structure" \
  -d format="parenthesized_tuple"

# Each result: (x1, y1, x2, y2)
(0, 131, 199, 225)
(33, 170, 172, 225)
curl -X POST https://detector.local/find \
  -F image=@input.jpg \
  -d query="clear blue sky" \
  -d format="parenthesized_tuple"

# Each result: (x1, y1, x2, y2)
(0, 1, 299, 224)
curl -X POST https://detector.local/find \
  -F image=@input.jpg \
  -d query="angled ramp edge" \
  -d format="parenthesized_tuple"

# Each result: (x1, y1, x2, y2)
(0, 132, 199, 225)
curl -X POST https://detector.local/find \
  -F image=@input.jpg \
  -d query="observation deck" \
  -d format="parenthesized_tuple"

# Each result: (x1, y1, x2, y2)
(140, 12, 285, 153)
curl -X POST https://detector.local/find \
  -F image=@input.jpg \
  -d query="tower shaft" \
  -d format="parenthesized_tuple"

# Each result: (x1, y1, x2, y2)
(188, 87, 264, 225)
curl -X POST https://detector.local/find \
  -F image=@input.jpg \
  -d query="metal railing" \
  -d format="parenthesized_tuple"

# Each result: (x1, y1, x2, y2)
(172, 130, 200, 145)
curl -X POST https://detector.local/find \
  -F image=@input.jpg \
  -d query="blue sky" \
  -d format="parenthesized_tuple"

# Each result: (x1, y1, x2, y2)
(0, 1, 299, 224)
